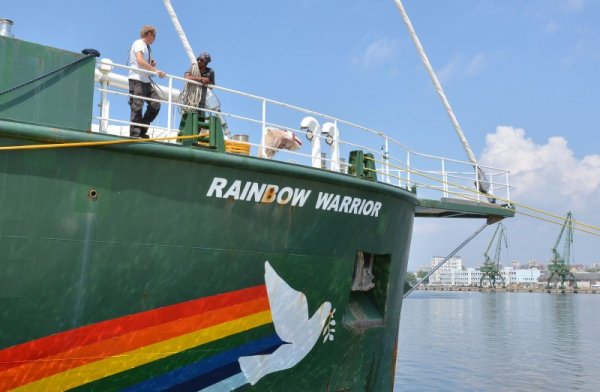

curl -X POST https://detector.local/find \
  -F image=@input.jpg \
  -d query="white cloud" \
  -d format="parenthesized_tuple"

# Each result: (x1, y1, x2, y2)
(408, 126, 600, 270)
(466, 53, 487, 76)
(352, 37, 399, 67)
(437, 55, 461, 83)
(480, 126, 600, 212)
(437, 53, 487, 83)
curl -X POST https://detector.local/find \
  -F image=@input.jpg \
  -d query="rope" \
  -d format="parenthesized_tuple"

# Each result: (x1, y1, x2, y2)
(179, 64, 202, 113)
(162, 0, 196, 65)
(0, 134, 202, 151)
(0, 50, 100, 97)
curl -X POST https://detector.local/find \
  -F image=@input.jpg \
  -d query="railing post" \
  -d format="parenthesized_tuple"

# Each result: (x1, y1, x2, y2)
(505, 171, 511, 205)
(441, 158, 448, 198)
(475, 164, 481, 202)
(330, 120, 340, 172)
(98, 58, 114, 134)
(260, 99, 267, 158)
(383, 137, 390, 184)
(99, 78, 109, 133)
(406, 151, 411, 189)
(167, 76, 173, 137)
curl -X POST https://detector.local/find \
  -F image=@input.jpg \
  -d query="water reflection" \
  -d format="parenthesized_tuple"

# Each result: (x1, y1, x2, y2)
(396, 292, 600, 391)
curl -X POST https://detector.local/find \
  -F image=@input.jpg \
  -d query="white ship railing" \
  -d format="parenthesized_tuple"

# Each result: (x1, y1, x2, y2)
(92, 59, 512, 205)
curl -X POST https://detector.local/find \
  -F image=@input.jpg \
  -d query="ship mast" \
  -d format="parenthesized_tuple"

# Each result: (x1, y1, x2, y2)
(392, 0, 491, 195)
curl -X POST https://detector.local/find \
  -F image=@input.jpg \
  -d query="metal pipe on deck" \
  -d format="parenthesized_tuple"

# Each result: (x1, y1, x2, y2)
(0, 18, 14, 38)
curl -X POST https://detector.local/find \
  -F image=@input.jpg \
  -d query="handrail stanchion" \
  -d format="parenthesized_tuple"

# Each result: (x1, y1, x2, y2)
(260, 99, 267, 158)
(441, 158, 447, 198)
(99, 77, 109, 133)
(98, 59, 114, 133)
(406, 151, 411, 189)
(383, 137, 390, 184)
(475, 164, 481, 203)
(331, 120, 340, 172)
(167, 76, 173, 136)
(505, 171, 511, 205)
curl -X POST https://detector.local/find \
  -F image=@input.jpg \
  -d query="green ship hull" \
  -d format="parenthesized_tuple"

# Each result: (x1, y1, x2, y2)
(0, 36, 418, 390)
(0, 128, 416, 391)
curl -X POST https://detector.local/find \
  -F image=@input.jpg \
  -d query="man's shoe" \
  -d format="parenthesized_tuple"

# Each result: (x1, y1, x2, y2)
(140, 134, 150, 139)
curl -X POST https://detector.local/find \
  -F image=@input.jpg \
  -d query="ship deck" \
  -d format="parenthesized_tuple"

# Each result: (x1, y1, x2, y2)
(416, 197, 515, 220)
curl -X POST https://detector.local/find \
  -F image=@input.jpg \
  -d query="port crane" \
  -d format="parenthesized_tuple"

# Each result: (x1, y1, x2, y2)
(479, 222, 507, 288)
(546, 211, 577, 289)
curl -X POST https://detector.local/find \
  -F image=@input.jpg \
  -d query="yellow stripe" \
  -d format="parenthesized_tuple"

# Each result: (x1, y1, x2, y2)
(13, 310, 272, 391)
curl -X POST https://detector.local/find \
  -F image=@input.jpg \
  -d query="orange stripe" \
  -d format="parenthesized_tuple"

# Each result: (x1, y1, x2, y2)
(0, 285, 267, 372)
(13, 311, 273, 392)
(0, 297, 270, 390)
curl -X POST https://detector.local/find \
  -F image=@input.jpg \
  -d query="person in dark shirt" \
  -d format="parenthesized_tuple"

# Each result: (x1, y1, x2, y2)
(183, 52, 215, 116)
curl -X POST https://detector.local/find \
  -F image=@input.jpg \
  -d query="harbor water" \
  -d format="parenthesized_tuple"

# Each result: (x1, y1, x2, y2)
(395, 291, 600, 391)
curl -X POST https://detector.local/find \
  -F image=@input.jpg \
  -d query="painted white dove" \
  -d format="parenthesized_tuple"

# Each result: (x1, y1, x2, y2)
(238, 261, 332, 385)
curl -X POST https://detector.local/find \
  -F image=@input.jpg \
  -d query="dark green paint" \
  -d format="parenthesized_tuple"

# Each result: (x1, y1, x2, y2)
(0, 36, 95, 131)
(0, 125, 416, 390)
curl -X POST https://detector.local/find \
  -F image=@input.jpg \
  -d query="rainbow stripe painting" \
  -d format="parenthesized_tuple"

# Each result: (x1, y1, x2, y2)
(0, 284, 280, 391)
(0, 262, 334, 391)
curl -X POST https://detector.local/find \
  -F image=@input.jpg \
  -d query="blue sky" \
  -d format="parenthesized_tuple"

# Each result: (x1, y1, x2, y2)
(4, 0, 599, 270)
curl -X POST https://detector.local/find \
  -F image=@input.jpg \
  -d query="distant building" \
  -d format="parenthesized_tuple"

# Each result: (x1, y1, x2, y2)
(539, 272, 600, 288)
(429, 256, 463, 284)
(504, 267, 540, 285)
(428, 255, 541, 286)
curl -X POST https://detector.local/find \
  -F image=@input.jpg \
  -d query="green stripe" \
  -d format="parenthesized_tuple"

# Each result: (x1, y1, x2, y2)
(69, 324, 276, 392)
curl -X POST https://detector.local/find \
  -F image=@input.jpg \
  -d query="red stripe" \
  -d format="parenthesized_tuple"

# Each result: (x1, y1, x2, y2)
(0, 297, 271, 390)
(0, 285, 267, 372)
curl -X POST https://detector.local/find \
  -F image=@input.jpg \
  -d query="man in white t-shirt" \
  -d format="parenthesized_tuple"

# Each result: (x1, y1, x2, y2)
(128, 25, 166, 138)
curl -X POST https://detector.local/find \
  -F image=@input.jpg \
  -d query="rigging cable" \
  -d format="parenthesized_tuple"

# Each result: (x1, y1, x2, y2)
(392, 0, 490, 194)
(162, 0, 203, 112)
(364, 155, 600, 237)
(364, 153, 599, 233)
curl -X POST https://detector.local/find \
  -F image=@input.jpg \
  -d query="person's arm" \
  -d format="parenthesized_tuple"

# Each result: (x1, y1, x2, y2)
(135, 51, 165, 78)
(184, 70, 212, 85)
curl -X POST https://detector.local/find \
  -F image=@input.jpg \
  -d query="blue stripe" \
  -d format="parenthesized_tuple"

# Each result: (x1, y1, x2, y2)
(167, 362, 241, 392)
(167, 343, 282, 392)
(123, 334, 284, 392)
